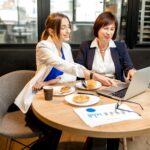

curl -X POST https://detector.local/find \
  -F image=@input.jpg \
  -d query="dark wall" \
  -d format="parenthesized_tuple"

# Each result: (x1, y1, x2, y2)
(0, 49, 36, 76)
(128, 49, 150, 69)
(0, 48, 150, 76)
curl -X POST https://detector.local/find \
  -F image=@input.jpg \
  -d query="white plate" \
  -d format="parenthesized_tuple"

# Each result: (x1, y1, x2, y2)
(53, 86, 75, 96)
(75, 81, 102, 90)
(65, 94, 100, 106)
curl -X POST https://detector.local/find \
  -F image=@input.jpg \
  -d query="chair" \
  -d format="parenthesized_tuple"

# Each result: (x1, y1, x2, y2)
(0, 70, 43, 150)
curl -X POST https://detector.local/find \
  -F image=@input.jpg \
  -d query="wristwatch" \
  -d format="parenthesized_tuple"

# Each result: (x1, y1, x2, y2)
(90, 71, 94, 79)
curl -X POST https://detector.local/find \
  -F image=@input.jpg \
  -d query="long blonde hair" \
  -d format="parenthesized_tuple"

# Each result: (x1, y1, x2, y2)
(40, 13, 71, 41)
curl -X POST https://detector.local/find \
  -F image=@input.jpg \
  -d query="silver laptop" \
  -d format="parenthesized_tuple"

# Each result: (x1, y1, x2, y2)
(96, 67, 150, 100)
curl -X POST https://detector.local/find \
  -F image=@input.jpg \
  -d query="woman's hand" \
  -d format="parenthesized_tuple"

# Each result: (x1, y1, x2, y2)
(94, 73, 117, 86)
(127, 69, 136, 80)
(32, 81, 48, 91)
(32, 78, 61, 91)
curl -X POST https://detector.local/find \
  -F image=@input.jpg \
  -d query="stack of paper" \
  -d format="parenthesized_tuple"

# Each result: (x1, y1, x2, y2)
(74, 103, 142, 127)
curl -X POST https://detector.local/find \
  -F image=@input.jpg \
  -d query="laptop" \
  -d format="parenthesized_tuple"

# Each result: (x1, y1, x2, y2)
(96, 67, 150, 100)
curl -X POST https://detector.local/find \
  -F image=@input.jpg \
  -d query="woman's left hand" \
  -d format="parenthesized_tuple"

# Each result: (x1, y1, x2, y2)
(32, 78, 61, 91)
(127, 69, 136, 80)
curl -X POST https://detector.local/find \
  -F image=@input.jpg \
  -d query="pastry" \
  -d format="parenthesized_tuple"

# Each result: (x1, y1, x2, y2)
(60, 86, 71, 93)
(73, 94, 89, 103)
(86, 79, 96, 89)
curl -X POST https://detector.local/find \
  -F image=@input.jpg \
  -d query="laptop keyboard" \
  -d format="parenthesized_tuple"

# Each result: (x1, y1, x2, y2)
(111, 88, 128, 98)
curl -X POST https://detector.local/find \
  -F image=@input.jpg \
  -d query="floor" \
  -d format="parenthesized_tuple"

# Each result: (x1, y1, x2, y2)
(1, 132, 150, 150)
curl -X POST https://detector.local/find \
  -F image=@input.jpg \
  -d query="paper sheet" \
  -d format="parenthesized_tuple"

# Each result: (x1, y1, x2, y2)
(74, 103, 142, 127)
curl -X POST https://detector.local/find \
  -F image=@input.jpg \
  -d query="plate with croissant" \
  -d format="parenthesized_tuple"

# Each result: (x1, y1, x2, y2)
(65, 94, 100, 106)
(76, 79, 102, 90)
(53, 86, 75, 96)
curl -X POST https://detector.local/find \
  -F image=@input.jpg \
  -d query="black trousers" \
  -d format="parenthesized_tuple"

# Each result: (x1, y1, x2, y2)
(83, 137, 119, 150)
(107, 139, 119, 150)
(26, 109, 62, 150)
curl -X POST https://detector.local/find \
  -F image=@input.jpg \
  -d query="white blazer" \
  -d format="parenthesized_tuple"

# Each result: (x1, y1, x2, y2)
(14, 40, 85, 113)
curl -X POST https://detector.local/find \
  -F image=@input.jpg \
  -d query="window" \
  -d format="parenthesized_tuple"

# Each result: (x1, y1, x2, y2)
(137, 0, 150, 44)
(75, 0, 103, 22)
(1, 0, 148, 47)
(49, 0, 129, 45)
(0, 0, 37, 44)
(50, 0, 104, 44)
(50, 0, 73, 21)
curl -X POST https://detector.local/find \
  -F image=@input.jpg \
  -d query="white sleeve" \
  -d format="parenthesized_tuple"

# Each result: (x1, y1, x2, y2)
(58, 73, 76, 83)
(36, 41, 86, 78)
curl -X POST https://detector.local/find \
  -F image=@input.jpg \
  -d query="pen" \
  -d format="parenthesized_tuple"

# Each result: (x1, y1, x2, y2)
(77, 92, 95, 95)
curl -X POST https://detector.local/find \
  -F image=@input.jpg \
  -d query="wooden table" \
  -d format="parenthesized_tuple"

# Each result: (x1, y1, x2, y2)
(32, 83, 150, 139)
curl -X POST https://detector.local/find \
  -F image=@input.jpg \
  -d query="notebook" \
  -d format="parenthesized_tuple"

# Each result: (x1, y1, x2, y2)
(96, 67, 150, 100)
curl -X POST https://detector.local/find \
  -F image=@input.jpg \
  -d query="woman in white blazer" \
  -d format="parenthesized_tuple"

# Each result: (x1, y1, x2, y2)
(14, 13, 117, 150)
(15, 13, 116, 114)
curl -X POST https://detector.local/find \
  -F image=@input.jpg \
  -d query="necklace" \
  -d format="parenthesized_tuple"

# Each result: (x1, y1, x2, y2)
(97, 39, 108, 54)
(99, 46, 107, 61)
(99, 44, 108, 54)
(100, 47, 107, 54)
(100, 49, 106, 53)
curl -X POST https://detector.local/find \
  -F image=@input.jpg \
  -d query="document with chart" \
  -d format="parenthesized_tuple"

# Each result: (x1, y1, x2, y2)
(74, 103, 142, 127)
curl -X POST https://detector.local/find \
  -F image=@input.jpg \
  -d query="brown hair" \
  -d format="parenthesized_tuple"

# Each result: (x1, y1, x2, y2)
(40, 13, 71, 40)
(93, 11, 118, 40)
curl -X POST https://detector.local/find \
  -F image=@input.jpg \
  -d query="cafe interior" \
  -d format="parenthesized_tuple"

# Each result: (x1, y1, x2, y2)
(0, 0, 150, 150)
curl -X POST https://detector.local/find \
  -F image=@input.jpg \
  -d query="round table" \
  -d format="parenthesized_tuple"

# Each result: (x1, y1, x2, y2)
(32, 85, 150, 138)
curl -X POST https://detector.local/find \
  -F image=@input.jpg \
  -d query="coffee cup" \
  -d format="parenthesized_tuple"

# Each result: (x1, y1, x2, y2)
(43, 86, 53, 100)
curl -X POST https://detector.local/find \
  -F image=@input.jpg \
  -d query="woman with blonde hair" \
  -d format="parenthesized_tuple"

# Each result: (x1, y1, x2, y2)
(15, 12, 117, 149)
